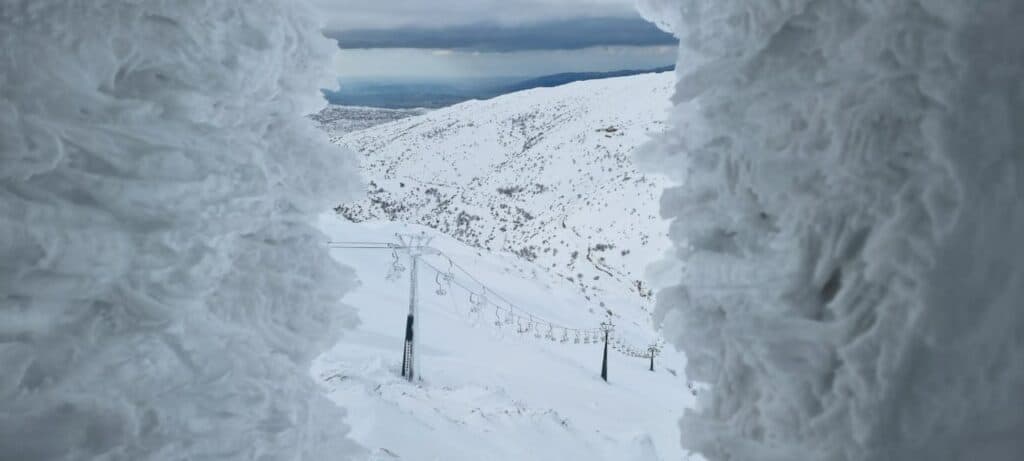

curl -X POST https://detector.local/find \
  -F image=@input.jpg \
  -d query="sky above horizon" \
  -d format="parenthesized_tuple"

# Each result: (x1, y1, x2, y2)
(311, 0, 639, 29)
(312, 0, 677, 81)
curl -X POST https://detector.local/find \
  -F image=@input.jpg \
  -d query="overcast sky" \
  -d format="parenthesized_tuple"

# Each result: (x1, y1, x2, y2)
(311, 0, 640, 30)
(312, 0, 677, 80)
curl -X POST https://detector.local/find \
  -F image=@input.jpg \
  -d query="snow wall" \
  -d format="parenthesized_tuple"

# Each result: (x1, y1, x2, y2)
(1, 1, 364, 459)
(635, 1, 1024, 460)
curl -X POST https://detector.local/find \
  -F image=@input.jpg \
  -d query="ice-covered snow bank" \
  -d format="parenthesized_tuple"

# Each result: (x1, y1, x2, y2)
(636, 1, 1024, 459)
(1, 1, 363, 459)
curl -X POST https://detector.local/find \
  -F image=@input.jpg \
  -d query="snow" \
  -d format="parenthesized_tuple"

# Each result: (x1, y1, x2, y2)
(314, 216, 699, 460)
(6, 0, 1019, 458)
(311, 73, 713, 460)
(636, 0, 1024, 460)
(311, 106, 429, 138)
(330, 72, 677, 307)
(0, 1, 362, 459)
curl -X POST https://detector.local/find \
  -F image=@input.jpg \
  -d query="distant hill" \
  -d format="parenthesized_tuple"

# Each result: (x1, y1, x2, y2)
(309, 106, 428, 137)
(499, 66, 674, 94)
(321, 66, 674, 109)
(321, 79, 513, 109)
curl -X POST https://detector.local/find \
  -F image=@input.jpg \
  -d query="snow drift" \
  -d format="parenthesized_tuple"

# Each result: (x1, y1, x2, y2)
(636, 1, 1024, 460)
(0, 1, 362, 459)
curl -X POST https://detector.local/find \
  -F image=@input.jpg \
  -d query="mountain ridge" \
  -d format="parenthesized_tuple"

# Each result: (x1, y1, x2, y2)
(500, 65, 674, 94)
(321, 66, 674, 109)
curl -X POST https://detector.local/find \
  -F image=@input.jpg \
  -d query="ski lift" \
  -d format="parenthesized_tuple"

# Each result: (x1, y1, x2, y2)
(386, 250, 406, 281)
(493, 305, 503, 327)
(469, 290, 487, 313)
(435, 269, 453, 296)
(516, 316, 530, 335)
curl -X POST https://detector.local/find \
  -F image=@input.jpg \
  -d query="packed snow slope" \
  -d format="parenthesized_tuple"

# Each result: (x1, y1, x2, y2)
(330, 72, 676, 308)
(0, 2, 362, 459)
(314, 216, 699, 461)
(636, 1, 1024, 460)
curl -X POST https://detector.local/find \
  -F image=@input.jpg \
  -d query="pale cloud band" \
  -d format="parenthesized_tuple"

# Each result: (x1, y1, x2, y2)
(332, 45, 676, 79)
(311, 0, 639, 30)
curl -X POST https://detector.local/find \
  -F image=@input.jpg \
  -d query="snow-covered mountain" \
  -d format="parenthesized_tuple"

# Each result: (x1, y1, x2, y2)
(327, 72, 676, 311)
(310, 74, 698, 459)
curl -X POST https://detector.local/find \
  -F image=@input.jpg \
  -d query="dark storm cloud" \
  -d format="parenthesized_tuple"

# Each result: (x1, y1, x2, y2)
(324, 17, 676, 51)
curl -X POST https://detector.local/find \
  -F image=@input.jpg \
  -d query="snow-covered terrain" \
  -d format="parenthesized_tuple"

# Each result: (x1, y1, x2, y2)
(9, 0, 1019, 459)
(637, 1, 1024, 460)
(311, 73, 702, 459)
(311, 105, 429, 138)
(314, 216, 698, 460)
(0, 2, 362, 459)
(329, 72, 677, 308)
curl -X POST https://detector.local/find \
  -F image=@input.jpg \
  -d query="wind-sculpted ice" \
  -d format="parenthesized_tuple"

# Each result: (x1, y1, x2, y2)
(1, 1, 363, 459)
(636, 1, 1024, 459)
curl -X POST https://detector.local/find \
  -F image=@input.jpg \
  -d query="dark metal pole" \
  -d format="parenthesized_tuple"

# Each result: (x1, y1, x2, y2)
(601, 329, 609, 382)
(402, 313, 414, 379)
(402, 254, 418, 381)
(647, 343, 660, 373)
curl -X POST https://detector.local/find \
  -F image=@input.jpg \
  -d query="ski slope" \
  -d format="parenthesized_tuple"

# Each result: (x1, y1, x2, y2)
(314, 216, 699, 460)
